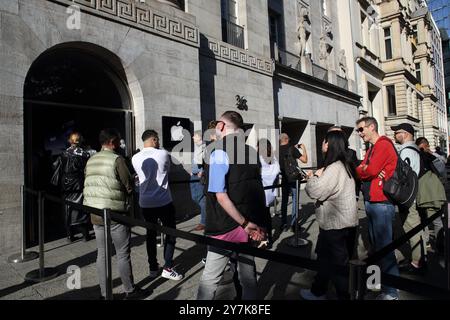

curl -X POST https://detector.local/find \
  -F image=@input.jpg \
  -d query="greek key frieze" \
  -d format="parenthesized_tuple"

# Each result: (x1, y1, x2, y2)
(51, 0, 199, 46)
(205, 38, 273, 76)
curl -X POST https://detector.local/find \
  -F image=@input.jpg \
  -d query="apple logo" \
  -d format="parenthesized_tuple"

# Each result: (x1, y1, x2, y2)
(170, 121, 185, 141)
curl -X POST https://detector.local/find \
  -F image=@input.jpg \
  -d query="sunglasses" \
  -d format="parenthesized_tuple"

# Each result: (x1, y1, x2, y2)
(355, 124, 370, 133)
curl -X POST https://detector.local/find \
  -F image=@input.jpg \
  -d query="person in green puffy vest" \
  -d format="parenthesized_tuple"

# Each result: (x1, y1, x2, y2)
(84, 128, 148, 300)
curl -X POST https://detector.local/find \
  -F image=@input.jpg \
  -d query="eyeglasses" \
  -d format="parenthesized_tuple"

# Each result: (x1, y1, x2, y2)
(355, 126, 366, 133)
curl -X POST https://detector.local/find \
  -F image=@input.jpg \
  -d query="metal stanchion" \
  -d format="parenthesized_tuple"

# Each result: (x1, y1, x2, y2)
(446, 203, 450, 291)
(349, 260, 366, 300)
(288, 179, 308, 247)
(104, 209, 113, 300)
(8, 186, 39, 263)
(25, 192, 59, 282)
(157, 219, 164, 247)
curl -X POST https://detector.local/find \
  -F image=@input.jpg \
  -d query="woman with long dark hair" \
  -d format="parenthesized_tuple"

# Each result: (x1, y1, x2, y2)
(300, 130, 358, 300)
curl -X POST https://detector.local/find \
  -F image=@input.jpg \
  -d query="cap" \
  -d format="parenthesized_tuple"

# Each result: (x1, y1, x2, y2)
(391, 123, 415, 136)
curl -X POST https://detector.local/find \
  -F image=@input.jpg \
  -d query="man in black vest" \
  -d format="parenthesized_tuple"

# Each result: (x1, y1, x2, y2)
(197, 111, 267, 300)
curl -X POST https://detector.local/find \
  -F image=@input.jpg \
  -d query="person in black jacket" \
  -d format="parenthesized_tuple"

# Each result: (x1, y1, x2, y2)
(52, 132, 91, 242)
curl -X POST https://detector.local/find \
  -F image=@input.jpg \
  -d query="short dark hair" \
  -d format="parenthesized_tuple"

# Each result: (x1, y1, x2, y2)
(221, 110, 244, 129)
(99, 128, 121, 146)
(207, 120, 218, 130)
(415, 137, 429, 146)
(356, 116, 378, 132)
(142, 130, 159, 142)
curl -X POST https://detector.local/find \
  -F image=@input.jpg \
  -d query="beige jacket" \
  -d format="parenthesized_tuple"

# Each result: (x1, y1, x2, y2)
(305, 161, 358, 231)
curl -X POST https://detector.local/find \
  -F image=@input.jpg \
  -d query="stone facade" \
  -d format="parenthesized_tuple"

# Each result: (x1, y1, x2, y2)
(372, 0, 447, 150)
(0, 0, 365, 252)
(270, 0, 361, 166)
(0, 0, 204, 252)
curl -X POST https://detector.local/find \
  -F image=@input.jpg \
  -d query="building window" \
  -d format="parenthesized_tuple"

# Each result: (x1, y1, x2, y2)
(269, 9, 283, 59)
(221, 0, 244, 49)
(387, 85, 397, 115)
(415, 63, 421, 84)
(384, 27, 393, 60)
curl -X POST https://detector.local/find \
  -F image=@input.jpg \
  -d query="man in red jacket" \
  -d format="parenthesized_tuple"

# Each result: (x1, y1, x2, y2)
(355, 116, 399, 300)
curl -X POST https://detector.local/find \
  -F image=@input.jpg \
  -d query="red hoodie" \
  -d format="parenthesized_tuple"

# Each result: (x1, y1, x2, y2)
(356, 136, 398, 202)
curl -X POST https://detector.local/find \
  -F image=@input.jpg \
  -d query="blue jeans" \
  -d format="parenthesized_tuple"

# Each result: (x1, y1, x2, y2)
(365, 201, 399, 298)
(281, 182, 298, 227)
(197, 246, 257, 300)
(190, 175, 206, 225)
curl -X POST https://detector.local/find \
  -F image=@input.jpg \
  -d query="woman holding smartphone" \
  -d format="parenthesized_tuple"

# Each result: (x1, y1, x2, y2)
(300, 130, 359, 300)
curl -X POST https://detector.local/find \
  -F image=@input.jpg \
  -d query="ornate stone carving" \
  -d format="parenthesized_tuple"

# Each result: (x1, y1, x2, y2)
(297, 5, 311, 59)
(50, 0, 199, 47)
(203, 37, 273, 76)
(338, 49, 347, 78)
(319, 36, 329, 66)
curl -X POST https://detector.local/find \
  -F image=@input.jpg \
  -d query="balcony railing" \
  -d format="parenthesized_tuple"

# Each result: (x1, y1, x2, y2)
(277, 48, 301, 72)
(336, 75, 348, 90)
(222, 19, 245, 49)
(312, 63, 328, 81)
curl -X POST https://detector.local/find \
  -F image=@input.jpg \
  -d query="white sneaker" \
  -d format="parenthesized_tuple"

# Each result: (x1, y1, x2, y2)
(300, 289, 327, 301)
(375, 293, 399, 300)
(162, 268, 183, 281)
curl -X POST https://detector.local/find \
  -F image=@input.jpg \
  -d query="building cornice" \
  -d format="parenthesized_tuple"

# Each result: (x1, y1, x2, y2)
(385, 114, 420, 124)
(355, 42, 385, 79)
(48, 0, 200, 47)
(199, 36, 273, 77)
(274, 62, 361, 107)
(356, 57, 385, 79)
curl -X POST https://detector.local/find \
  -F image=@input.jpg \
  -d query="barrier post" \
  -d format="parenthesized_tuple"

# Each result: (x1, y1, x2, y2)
(349, 260, 366, 300)
(288, 179, 308, 247)
(104, 209, 113, 300)
(446, 203, 450, 291)
(24, 192, 59, 282)
(8, 185, 39, 263)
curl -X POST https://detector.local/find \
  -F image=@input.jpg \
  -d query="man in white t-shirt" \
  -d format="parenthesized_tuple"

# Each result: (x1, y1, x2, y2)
(132, 130, 183, 281)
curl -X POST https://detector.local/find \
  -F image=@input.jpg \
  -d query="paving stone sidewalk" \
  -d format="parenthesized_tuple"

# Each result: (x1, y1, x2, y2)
(0, 190, 443, 300)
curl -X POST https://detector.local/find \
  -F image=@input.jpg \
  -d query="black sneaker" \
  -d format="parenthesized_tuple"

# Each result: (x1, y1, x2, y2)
(123, 287, 149, 300)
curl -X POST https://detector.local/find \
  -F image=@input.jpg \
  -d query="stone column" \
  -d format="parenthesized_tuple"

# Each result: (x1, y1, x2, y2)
(391, 20, 402, 59)
(309, 122, 317, 168)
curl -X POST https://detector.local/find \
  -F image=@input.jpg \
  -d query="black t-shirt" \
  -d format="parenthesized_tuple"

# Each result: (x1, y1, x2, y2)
(279, 144, 301, 173)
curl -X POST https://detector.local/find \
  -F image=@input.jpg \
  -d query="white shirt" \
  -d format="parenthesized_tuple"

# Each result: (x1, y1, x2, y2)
(132, 147, 172, 208)
(259, 155, 281, 207)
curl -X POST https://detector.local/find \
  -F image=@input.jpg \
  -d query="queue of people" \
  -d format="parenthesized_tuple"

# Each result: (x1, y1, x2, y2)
(51, 111, 447, 301)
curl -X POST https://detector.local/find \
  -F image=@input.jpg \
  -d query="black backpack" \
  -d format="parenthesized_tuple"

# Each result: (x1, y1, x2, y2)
(382, 142, 418, 208)
(283, 146, 304, 183)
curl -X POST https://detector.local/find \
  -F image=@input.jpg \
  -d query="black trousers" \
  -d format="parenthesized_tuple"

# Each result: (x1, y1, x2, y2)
(141, 203, 177, 270)
(311, 227, 357, 300)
